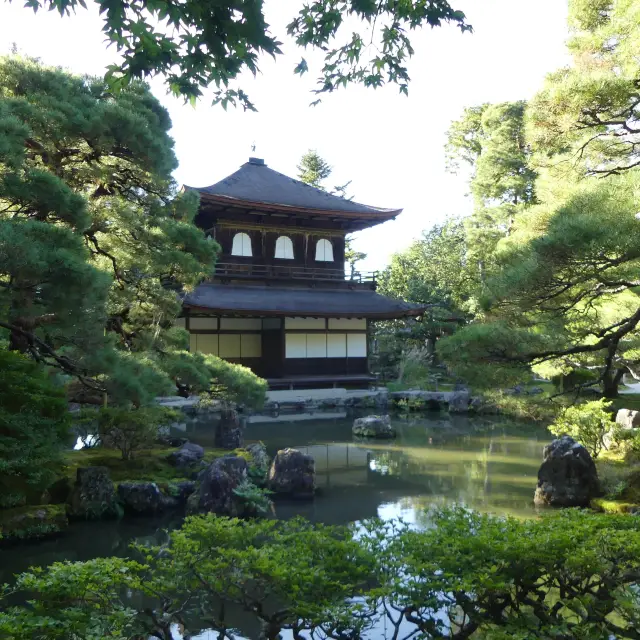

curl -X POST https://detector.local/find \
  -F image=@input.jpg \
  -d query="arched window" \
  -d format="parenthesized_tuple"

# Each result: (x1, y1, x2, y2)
(315, 238, 334, 262)
(231, 232, 252, 257)
(275, 236, 294, 259)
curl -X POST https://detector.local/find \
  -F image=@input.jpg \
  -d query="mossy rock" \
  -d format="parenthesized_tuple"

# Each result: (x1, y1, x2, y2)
(590, 498, 640, 514)
(0, 504, 68, 543)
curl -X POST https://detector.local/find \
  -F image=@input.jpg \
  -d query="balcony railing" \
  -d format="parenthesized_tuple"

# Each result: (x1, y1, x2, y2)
(213, 262, 377, 286)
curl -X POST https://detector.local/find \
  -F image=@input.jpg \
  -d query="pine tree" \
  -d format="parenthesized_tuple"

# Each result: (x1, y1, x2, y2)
(297, 150, 333, 189)
(0, 56, 266, 406)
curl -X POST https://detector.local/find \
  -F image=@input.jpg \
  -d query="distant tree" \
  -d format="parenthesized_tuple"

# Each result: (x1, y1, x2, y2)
(344, 237, 367, 278)
(445, 101, 537, 283)
(8, 0, 471, 107)
(378, 218, 471, 370)
(297, 150, 332, 189)
(297, 149, 365, 273)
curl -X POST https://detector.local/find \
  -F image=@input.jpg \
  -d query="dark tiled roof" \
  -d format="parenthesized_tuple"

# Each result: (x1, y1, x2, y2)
(183, 283, 424, 319)
(185, 159, 401, 218)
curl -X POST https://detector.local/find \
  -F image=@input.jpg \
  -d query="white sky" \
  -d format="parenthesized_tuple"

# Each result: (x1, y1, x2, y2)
(0, 0, 569, 272)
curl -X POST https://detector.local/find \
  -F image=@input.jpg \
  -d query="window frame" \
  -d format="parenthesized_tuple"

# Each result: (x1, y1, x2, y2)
(231, 232, 252, 257)
(315, 238, 334, 262)
(274, 235, 295, 260)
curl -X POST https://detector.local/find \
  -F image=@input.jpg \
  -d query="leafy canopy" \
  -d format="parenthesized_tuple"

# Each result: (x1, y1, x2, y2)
(548, 399, 614, 458)
(11, 0, 471, 108)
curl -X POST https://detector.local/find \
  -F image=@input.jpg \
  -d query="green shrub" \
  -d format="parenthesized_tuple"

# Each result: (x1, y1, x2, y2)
(0, 350, 70, 508)
(94, 406, 179, 460)
(548, 399, 613, 457)
(232, 479, 273, 516)
(609, 427, 640, 460)
(381, 507, 640, 639)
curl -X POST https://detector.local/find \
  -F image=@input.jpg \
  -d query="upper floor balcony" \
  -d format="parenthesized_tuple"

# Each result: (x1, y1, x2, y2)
(212, 261, 378, 290)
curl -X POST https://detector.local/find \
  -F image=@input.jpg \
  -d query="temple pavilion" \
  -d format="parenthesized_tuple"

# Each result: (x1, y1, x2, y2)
(177, 157, 424, 389)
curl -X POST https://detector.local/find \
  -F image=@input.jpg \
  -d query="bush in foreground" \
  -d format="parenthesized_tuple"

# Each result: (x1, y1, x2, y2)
(548, 399, 613, 458)
(2, 508, 640, 638)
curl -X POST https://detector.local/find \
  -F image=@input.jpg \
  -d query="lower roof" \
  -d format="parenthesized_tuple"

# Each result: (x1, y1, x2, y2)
(183, 284, 424, 320)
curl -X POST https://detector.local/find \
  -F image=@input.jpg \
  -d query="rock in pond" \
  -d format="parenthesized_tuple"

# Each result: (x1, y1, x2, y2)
(166, 442, 204, 469)
(447, 391, 471, 413)
(117, 482, 171, 515)
(0, 504, 68, 543)
(352, 415, 396, 439)
(534, 436, 601, 508)
(389, 390, 472, 413)
(616, 409, 640, 430)
(268, 448, 315, 499)
(67, 466, 119, 520)
(187, 455, 248, 516)
(214, 408, 244, 449)
(245, 442, 270, 481)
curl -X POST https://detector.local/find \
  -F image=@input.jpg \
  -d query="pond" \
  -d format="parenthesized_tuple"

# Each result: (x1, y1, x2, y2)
(0, 411, 549, 586)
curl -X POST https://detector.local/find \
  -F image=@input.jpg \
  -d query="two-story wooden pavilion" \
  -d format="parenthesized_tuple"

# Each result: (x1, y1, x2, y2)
(177, 157, 424, 389)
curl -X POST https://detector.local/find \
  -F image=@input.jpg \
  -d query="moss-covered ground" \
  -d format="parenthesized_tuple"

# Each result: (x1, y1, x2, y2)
(0, 504, 67, 543)
(63, 446, 252, 484)
(611, 392, 640, 413)
(594, 446, 640, 513)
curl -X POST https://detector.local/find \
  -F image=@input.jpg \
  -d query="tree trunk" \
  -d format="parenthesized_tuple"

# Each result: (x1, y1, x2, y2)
(258, 621, 282, 640)
(603, 368, 626, 399)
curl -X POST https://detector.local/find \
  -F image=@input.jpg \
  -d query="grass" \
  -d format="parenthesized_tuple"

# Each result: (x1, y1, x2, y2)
(63, 446, 250, 484)
(590, 498, 638, 514)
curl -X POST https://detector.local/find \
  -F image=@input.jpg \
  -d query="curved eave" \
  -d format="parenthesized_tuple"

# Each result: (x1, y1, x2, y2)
(184, 305, 424, 320)
(182, 284, 426, 320)
(184, 187, 402, 221)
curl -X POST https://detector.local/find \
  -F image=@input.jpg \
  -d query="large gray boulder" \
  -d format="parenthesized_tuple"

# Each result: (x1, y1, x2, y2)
(214, 408, 244, 449)
(268, 448, 315, 499)
(117, 482, 170, 515)
(67, 467, 119, 520)
(534, 436, 600, 507)
(166, 442, 204, 469)
(187, 455, 248, 516)
(616, 409, 640, 430)
(352, 415, 396, 439)
(447, 391, 471, 413)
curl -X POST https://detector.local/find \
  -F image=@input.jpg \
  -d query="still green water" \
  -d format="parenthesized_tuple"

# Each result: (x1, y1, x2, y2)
(0, 411, 549, 585)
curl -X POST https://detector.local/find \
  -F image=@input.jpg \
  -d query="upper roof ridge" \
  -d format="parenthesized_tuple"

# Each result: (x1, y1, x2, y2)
(184, 158, 401, 218)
